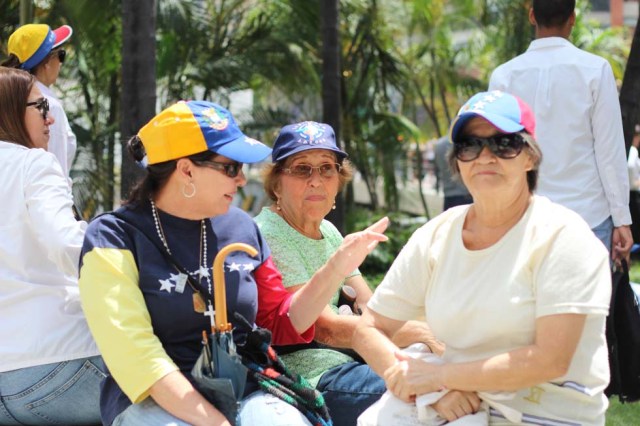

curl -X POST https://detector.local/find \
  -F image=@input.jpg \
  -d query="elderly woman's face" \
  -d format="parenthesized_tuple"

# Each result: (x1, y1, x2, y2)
(276, 149, 340, 223)
(456, 117, 532, 198)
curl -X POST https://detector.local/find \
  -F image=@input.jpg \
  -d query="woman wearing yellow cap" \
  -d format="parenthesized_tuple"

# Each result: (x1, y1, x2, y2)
(0, 67, 105, 425)
(3, 23, 76, 181)
(78, 100, 389, 426)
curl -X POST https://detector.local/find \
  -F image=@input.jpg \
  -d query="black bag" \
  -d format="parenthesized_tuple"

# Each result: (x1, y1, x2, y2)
(605, 259, 640, 402)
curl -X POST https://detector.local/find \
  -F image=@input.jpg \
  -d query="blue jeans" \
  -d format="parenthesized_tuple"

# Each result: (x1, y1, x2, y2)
(113, 391, 312, 426)
(592, 216, 614, 253)
(0, 356, 106, 425)
(316, 361, 385, 426)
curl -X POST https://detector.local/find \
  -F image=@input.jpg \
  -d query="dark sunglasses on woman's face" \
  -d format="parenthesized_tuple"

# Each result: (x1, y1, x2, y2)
(52, 48, 66, 63)
(283, 163, 342, 179)
(453, 133, 526, 162)
(192, 159, 243, 178)
(26, 97, 50, 120)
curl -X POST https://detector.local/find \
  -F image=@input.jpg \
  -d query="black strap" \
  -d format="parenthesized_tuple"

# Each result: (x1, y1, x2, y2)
(109, 210, 215, 304)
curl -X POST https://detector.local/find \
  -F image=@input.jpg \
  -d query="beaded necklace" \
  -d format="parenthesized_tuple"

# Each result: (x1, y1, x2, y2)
(150, 199, 213, 316)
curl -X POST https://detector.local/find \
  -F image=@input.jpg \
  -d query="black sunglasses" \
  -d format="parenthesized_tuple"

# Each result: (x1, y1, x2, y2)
(51, 48, 66, 63)
(26, 97, 50, 120)
(283, 163, 342, 179)
(192, 159, 243, 178)
(453, 133, 526, 162)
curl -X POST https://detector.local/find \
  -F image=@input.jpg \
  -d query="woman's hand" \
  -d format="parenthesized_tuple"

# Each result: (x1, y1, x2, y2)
(383, 351, 445, 402)
(329, 217, 389, 277)
(432, 391, 481, 422)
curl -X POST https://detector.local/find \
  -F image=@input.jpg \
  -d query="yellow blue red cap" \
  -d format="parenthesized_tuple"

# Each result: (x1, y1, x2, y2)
(138, 101, 271, 165)
(8, 24, 73, 70)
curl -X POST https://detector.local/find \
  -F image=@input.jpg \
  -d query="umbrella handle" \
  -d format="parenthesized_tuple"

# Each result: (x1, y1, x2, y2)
(213, 243, 258, 332)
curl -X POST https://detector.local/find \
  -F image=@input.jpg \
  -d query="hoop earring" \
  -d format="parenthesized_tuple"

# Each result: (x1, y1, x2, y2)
(182, 182, 196, 198)
(276, 199, 282, 211)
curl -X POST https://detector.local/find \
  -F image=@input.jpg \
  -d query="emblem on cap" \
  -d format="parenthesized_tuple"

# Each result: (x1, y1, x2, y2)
(202, 107, 229, 131)
(294, 122, 328, 145)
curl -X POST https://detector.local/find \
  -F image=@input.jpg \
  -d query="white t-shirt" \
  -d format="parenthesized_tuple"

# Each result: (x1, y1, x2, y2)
(369, 196, 610, 425)
(0, 141, 97, 372)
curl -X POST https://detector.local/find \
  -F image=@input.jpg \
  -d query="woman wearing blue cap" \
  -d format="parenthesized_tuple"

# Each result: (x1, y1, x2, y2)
(354, 91, 611, 425)
(255, 121, 443, 425)
(78, 102, 389, 426)
(0, 67, 106, 425)
(3, 23, 76, 181)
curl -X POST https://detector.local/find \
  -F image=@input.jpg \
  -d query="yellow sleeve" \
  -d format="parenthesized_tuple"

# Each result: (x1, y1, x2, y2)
(79, 247, 178, 403)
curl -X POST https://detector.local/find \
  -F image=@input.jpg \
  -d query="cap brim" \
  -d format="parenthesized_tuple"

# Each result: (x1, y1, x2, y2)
(274, 144, 348, 162)
(215, 136, 272, 163)
(52, 25, 72, 48)
(450, 111, 524, 143)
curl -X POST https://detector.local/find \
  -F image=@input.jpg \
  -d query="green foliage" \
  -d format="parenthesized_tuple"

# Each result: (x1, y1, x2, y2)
(346, 206, 425, 284)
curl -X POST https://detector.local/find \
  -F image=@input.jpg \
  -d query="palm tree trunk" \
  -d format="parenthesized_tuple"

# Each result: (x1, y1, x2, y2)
(120, 0, 157, 201)
(321, 0, 345, 232)
(19, 0, 32, 25)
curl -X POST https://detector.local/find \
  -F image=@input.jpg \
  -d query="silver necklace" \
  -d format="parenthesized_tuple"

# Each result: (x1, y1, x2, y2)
(150, 199, 214, 308)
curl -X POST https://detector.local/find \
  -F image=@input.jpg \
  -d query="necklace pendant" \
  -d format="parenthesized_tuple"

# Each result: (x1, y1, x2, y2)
(193, 292, 206, 313)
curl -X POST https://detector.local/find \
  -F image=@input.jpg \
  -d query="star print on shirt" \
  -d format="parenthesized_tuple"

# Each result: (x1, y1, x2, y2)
(195, 266, 210, 279)
(159, 272, 187, 293)
(242, 263, 254, 271)
(159, 278, 176, 293)
(229, 262, 241, 272)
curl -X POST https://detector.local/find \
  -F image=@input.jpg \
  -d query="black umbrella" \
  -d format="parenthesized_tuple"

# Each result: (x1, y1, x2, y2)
(191, 243, 258, 425)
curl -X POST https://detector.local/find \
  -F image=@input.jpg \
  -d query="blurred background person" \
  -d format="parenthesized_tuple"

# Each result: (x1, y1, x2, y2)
(628, 124, 640, 244)
(433, 135, 472, 211)
(3, 23, 76, 182)
(0, 66, 104, 425)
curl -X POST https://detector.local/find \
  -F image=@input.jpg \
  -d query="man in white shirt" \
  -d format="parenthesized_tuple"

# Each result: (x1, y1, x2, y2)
(489, 0, 632, 264)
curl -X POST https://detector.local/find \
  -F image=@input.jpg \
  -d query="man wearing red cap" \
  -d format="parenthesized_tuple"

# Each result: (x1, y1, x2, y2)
(3, 24, 77, 181)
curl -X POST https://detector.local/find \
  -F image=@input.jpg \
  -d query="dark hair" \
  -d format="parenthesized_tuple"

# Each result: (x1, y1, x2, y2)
(124, 135, 214, 205)
(1, 49, 57, 74)
(261, 154, 354, 203)
(1, 54, 22, 69)
(447, 131, 543, 193)
(532, 0, 575, 28)
(0, 67, 37, 147)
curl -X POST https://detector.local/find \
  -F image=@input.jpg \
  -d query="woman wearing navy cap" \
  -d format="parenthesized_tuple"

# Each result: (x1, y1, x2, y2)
(255, 121, 443, 425)
(354, 91, 611, 425)
(3, 24, 77, 181)
(79, 102, 389, 426)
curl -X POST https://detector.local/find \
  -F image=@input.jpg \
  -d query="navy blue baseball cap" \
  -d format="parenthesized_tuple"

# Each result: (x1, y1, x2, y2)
(271, 121, 347, 162)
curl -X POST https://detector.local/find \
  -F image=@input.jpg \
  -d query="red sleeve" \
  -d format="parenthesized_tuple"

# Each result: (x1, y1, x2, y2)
(253, 256, 315, 345)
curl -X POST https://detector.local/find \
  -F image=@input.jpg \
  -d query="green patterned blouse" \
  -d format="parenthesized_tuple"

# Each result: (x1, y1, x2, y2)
(254, 207, 360, 386)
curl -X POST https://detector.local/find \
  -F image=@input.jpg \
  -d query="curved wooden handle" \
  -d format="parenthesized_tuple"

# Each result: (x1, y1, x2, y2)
(212, 243, 258, 332)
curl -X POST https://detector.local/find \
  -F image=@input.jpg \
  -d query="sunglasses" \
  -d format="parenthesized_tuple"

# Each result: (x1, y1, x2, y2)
(51, 48, 66, 63)
(283, 163, 342, 179)
(26, 97, 50, 120)
(192, 159, 243, 178)
(453, 133, 526, 162)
